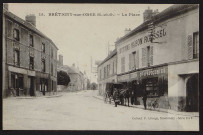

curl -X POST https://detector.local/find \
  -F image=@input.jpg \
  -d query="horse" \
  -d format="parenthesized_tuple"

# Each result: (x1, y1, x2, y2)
(119, 88, 132, 106)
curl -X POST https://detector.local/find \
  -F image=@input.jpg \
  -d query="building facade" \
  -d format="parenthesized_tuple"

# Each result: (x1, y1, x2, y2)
(2, 5, 58, 97)
(97, 49, 117, 95)
(115, 4, 199, 111)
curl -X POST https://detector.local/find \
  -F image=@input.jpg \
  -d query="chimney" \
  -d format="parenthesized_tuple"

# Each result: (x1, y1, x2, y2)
(25, 14, 36, 26)
(3, 3, 8, 10)
(72, 63, 75, 67)
(152, 9, 159, 16)
(59, 54, 63, 67)
(143, 7, 153, 22)
(124, 28, 131, 35)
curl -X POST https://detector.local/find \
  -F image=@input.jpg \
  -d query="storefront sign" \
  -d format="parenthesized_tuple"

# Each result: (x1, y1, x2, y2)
(139, 66, 167, 78)
(130, 72, 138, 80)
(119, 28, 166, 54)
(118, 74, 130, 82)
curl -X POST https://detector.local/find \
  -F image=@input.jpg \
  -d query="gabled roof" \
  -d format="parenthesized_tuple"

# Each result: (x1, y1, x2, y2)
(3, 9, 59, 50)
(98, 49, 117, 67)
(116, 4, 199, 44)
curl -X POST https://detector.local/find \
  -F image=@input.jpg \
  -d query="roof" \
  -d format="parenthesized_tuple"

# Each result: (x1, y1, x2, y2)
(98, 49, 117, 67)
(116, 4, 199, 44)
(3, 9, 59, 50)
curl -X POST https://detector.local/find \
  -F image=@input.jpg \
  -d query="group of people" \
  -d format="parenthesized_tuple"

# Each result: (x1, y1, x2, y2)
(112, 88, 148, 109)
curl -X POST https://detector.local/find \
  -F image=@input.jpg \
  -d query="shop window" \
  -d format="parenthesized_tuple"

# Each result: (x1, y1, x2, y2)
(42, 42, 45, 53)
(41, 59, 45, 72)
(144, 78, 159, 97)
(14, 49, 20, 66)
(29, 56, 34, 70)
(121, 57, 125, 73)
(29, 34, 34, 47)
(13, 29, 20, 41)
(193, 32, 199, 59)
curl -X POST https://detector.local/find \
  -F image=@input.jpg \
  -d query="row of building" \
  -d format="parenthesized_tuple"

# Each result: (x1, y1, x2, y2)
(97, 4, 199, 112)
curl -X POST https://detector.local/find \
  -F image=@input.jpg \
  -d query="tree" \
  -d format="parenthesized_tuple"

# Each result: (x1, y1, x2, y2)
(57, 71, 70, 86)
(90, 82, 98, 90)
(87, 79, 91, 90)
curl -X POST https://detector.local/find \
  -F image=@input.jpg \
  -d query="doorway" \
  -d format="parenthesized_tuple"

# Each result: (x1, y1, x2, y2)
(186, 74, 199, 112)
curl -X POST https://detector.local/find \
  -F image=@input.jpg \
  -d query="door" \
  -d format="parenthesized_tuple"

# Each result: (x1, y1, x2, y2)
(29, 77, 35, 96)
(186, 74, 199, 112)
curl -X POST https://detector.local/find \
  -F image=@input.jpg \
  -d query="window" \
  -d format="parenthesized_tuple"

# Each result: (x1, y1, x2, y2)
(104, 67, 106, 78)
(113, 62, 114, 74)
(51, 48, 53, 58)
(147, 46, 150, 67)
(107, 65, 110, 77)
(29, 56, 34, 70)
(42, 43, 45, 53)
(51, 63, 53, 75)
(193, 32, 199, 59)
(132, 51, 136, 69)
(121, 57, 125, 73)
(13, 29, 20, 41)
(41, 59, 45, 72)
(14, 50, 20, 66)
(144, 78, 159, 97)
(100, 70, 102, 79)
(29, 34, 34, 47)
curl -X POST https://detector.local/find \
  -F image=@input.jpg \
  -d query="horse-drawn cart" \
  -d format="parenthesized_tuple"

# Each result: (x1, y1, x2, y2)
(104, 83, 124, 104)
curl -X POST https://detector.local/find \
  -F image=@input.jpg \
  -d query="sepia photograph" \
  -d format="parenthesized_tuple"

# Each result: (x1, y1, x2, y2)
(2, 3, 199, 131)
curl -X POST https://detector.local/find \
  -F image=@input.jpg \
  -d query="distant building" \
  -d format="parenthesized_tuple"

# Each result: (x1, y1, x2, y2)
(2, 4, 58, 97)
(97, 49, 117, 95)
(57, 61, 88, 91)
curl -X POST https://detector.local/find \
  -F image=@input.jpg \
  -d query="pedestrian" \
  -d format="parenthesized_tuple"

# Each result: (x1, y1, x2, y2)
(142, 91, 147, 110)
(113, 88, 120, 107)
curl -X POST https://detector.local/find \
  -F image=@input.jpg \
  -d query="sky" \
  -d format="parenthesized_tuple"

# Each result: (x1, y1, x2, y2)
(7, 3, 172, 83)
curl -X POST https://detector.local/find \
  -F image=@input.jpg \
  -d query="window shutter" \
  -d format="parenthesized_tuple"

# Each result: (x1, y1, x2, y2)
(136, 50, 139, 69)
(188, 35, 193, 59)
(129, 54, 132, 70)
(6, 40, 13, 64)
(149, 46, 153, 66)
(142, 48, 146, 67)
(6, 20, 13, 38)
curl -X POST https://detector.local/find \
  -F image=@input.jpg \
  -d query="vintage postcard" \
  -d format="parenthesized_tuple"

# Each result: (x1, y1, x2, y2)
(2, 3, 199, 131)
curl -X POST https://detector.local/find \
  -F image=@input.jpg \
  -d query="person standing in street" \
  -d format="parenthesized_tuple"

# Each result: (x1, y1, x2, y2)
(142, 91, 147, 109)
(113, 88, 120, 107)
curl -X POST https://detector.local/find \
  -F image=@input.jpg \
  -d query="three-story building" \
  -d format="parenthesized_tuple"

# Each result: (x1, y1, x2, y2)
(2, 4, 58, 97)
(115, 4, 199, 111)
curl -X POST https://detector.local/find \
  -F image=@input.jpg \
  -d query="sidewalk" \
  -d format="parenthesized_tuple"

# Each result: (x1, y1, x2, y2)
(92, 92, 199, 118)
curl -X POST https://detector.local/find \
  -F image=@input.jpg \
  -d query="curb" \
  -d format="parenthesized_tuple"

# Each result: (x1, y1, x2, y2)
(93, 95, 199, 117)
(13, 94, 63, 99)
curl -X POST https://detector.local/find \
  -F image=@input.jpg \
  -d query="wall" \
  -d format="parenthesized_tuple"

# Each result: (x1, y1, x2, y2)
(167, 60, 199, 111)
